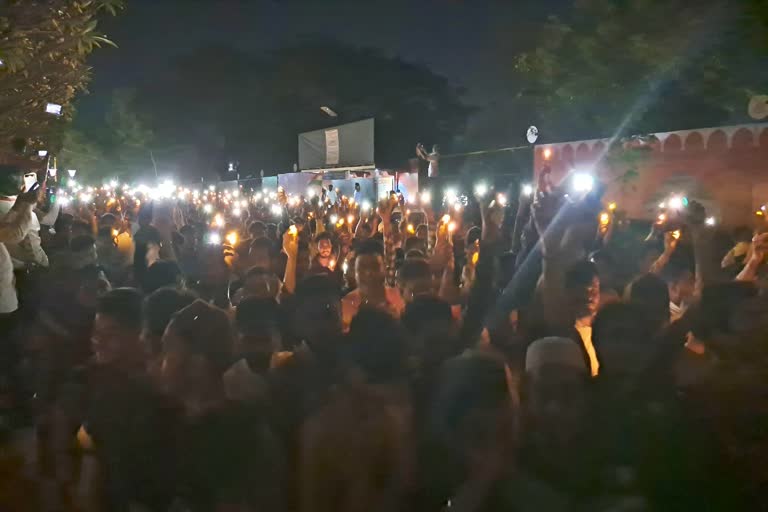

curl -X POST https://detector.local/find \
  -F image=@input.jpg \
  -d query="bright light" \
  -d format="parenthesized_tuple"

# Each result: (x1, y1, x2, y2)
(342, 261, 349, 274)
(240, 200, 248, 208)
(474, 182, 488, 197)
(38, 150, 48, 157)
(347, 214, 354, 224)
(203, 204, 213, 214)
(68, 169, 77, 178)
(288, 225, 298, 236)
(207, 233, 221, 245)
(522, 184, 534, 197)
(79, 193, 92, 203)
(657, 213, 667, 222)
(407, 223, 415, 234)
(362, 200, 372, 211)
(232, 208, 242, 217)
(571, 172, 594, 193)
(110, 180, 118, 188)
(454, 203, 462, 212)
(45, 103, 62, 115)
(705, 216, 716, 226)
(307, 189, 316, 198)
(448, 221, 457, 232)
(271, 204, 282, 216)
(497, 194, 508, 207)
(543, 147, 552, 160)
(444, 188, 457, 203)
(600, 212, 610, 225)
(68, 179, 77, 189)
(672, 230, 681, 240)
(232, 189, 239, 198)
(329, 214, 338, 224)
(420, 190, 431, 203)
(608, 202, 617, 211)
(209, 185, 216, 192)
(441, 214, 451, 224)
(226, 232, 238, 246)
(214, 214, 225, 227)
(58, 196, 71, 207)
(667, 196, 684, 210)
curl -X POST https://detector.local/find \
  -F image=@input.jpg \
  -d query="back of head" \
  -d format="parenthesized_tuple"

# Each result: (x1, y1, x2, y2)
(144, 287, 198, 340)
(142, 260, 182, 294)
(345, 308, 409, 384)
(431, 351, 513, 444)
(355, 238, 384, 258)
(97, 287, 144, 334)
(625, 273, 670, 330)
(525, 337, 587, 378)
(593, 302, 657, 376)
(397, 257, 432, 299)
(165, 300, 234, 375)
(235, 296, 279, 337)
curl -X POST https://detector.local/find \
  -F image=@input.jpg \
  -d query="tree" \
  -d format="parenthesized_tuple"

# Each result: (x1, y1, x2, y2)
(509, 0, 768, 141)
(61, 88, 155, 181)
(0, 0, 123, 147)
(133, 39, 473, 179)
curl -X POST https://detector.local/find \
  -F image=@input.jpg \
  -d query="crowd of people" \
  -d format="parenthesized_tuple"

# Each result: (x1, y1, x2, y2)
(0, 161, 767, 511)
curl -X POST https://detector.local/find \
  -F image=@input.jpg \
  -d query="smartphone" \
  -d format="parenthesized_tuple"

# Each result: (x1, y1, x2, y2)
(27, 182, 41, 194)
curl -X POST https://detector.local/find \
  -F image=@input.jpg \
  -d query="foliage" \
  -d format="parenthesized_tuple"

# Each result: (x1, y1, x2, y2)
(61, 88, 154, 181)
(510, 0, 768, 141)
(133, 39, 473, 179)
(0, 0, 124, 146)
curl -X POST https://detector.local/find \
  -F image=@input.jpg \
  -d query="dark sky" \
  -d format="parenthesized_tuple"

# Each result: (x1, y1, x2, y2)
(80, 0, 568, 118)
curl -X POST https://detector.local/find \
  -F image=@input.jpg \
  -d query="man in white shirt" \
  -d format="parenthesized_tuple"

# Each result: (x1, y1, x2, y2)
(326, 184, 337, 205)
(353, 182, 363, 205)
(0, 171, 39, 325)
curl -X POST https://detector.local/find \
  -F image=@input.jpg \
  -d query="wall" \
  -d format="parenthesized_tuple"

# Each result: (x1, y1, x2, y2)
(533, 123, 768, 227)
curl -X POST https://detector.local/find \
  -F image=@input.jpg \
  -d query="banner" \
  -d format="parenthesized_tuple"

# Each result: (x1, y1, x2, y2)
(298, 118, 375, 170)
(325, 129, 340, 165)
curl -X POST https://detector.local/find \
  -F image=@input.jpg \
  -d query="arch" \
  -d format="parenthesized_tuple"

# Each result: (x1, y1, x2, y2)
(684, 132, 704, 151)
(759, 127, 768, 149)
(576, 142, 591, 160)
(560, 144, 575, 164)
(731, 128, 755, 149)
(663, 134, 682, 152)
(592, 141, 606, 156)
(707, 130, 728, 151)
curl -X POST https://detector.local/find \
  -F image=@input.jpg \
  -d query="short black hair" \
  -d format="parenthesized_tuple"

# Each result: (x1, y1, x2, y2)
(70, 235, 96, 253)
(397, 258, 431, 284)
(235, 296, 279, 335)
(143, 287, 197, 338)
(142, 261, 182, 294)
(564, 260, 599, 290)
(345, 308, 409, 383)
(97, 288, 144, 331)
(355, 239, 384, 258)
(314, 231, 333, 244)
(249, 237, 273, 255)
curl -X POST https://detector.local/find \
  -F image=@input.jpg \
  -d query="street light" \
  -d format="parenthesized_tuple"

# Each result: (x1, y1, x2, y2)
(68, 169, 77, 178)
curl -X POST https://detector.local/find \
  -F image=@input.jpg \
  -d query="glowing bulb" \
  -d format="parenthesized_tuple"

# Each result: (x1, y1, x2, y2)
(657, 213, 667, 222)
(599, 212, 610, 225)
(288, 225, 298, 236)
(407, 223, 415, 234)
(226, 232, 238, 246)
(658, 202, 666, 209)
(522, 184, 534, 197)
(330, 214, 338, 224)
(497, 194, 508, 207)
(79, 193, 92, 203)
(203, 204, 213, 214)
(705, 216, 716, 226)
(444, 188, 457, 203)
(474, 182, 488, 197)
(271, 204, 283, 216)
(347, 214, 354, 224)
(420, 190, 431, 203)
(571, 172, 594, 193)
(110, 180, 118, 188)
(441, 214, 451, 224)
(232, 208, 241, 217)
(329, 259, 336, 270)
(447, 221, 457, 233)
(362, 200, 372, 211)
(454, 203, 462, 212)
(543, 147, 552, 160)
(209, 185, 215, 192)
(214, 214, 225, 227)
(608, 202, 617, 211)
(58, 196, 71, 207)
(232, 190, 239, 198)
(240, 200, 248, 208)
(308, 189, 316, 198)
(667, 196, 683, 210)
(207, 232, 221, 245)
(672, 230, 681, 240)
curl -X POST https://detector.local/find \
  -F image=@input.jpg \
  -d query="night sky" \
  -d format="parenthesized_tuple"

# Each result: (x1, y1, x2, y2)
(79, 0, 568, 122)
